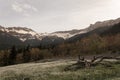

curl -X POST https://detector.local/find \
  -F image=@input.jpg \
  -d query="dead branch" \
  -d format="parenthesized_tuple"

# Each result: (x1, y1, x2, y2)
(90, 56, 120, 65)
(65, 55, 120, 71)
(78, 55, 85, 61)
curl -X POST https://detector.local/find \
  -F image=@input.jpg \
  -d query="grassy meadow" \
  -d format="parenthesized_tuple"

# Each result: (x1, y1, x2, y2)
(0, 59, 119, 80)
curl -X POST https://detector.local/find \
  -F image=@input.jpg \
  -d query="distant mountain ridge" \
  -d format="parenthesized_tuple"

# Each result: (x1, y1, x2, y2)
(0, 26, 84, 41)
(67, 18, 120, 42)
(1, 27, 41, 41)
(0, 17, 120, 49)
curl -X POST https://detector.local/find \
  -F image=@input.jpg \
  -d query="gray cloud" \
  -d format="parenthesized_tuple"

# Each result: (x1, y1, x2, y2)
(0, 0, 120, 32)
(11, 1, 38, 17)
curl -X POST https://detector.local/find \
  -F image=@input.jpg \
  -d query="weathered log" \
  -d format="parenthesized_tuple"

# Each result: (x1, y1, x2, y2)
(65, 55, 120, 71)
(91, 56, 120, 66)
(77, 56, 104, 68)
(78, 55, 84, 61)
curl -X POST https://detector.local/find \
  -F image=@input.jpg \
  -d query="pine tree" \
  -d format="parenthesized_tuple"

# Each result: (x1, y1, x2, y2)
(9, 45, 17, 65)
(23, 45, 31, 63)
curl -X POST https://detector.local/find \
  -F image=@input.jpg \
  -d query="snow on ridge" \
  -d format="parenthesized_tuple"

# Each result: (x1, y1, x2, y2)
(50, 33, 71, 39)
(0, 29, 5, 32)
(2, 27, 41, 42)
(0, 26, 5, 32)
(28, 31, 37, 36)
(20, 38, 27, 42)
(0, 26, 88, 41)
(6, 28, 37, 36)
(42, 30, 87, 39)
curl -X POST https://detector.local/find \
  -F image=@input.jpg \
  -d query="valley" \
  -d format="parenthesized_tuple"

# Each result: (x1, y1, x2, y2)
(0, 18, 120, 80)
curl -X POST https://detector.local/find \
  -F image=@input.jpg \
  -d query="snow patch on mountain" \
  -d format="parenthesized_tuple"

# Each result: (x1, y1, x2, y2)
(50, 33, 71, 39)
(0, 27, 42, 42)
(0, 26, 89, 41)
(49, 29, 88, 39)
(19, 38, 26, 42)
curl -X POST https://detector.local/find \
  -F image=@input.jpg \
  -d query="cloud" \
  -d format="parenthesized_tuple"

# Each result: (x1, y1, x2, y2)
(12, 1, 38, 16)
(1, 0, 120, 33)
(12, 2, 23, 13)
(23, 4, 38, 12)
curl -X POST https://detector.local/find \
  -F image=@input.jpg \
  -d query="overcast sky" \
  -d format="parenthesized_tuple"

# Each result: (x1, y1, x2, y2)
(0, 0, 120, 33)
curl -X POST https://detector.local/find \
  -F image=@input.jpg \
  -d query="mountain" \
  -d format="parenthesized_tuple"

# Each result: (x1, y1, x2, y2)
(0, 17, 120, 49)
(40, 36, 64, 48)
(5, 27, 41, 41)
(38, 29, 86, 48)
(0, 26, 43, 48)
(38, 29, 86, 39)
(0, 26, 23, 50)
(6, 27, 43, 46)
(67, 18, 120, 42)
(0, 26, 85, 48)
(0, 26, 84, 42)
(49, 29, 86, 39)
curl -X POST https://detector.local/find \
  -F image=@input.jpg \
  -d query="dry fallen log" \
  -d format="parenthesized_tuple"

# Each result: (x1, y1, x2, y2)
(64, 55, 120, 71)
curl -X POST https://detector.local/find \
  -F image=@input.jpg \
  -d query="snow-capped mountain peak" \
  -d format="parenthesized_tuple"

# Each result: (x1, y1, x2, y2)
(0, 27, 41, 42)
(43, 29, 87, 39)
(6, 27, 37, 36)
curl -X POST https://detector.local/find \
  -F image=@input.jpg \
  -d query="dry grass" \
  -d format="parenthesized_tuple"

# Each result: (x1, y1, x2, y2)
(0, 59, 119, 80)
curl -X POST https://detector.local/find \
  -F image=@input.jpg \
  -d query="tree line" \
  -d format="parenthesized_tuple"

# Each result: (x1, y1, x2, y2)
(0, 33, 120, 66)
